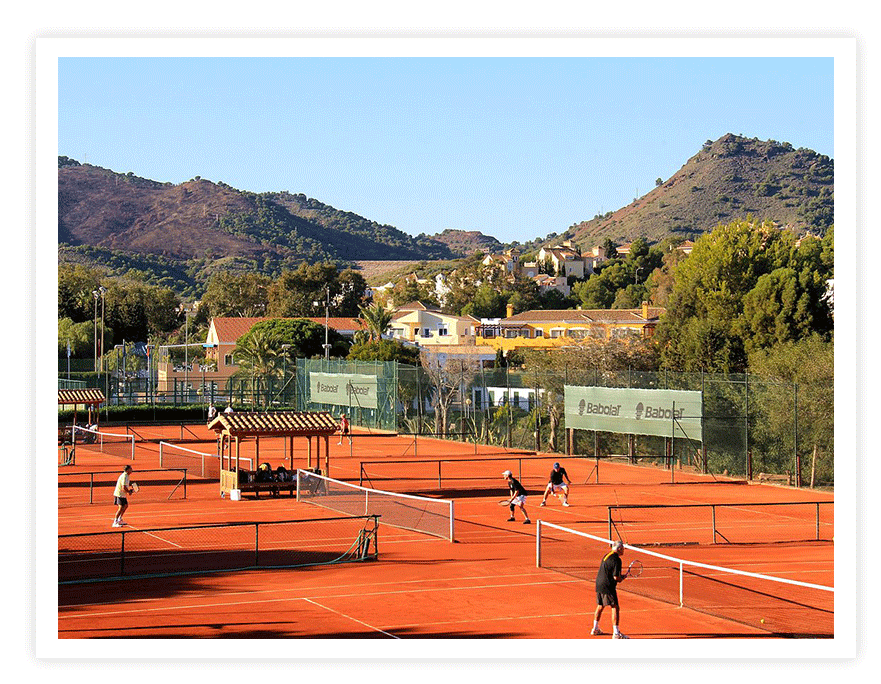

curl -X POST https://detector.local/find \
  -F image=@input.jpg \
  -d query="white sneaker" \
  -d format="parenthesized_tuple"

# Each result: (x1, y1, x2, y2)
(563, 502, 571, 507)
(613, 632, 629, 639)
(590, 627, 605, 636)
(112, 521, 121, 528)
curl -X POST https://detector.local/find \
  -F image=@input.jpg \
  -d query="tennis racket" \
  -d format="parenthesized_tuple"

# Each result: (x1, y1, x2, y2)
(625, 560, 643, 578)
(130, 482, 139, 494)
(498, 499, 513, 506)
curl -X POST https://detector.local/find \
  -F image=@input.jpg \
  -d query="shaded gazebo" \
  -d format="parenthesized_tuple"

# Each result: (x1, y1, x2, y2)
(58, 388, 106, 437)
(208, 411, 338, 495)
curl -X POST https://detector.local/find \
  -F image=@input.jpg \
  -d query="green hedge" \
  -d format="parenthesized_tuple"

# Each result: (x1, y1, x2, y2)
(58, 403, 209, 425)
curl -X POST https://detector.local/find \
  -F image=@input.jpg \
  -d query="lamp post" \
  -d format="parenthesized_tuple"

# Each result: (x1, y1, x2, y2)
(281, 344, 291, 407)
(92, 290, 99, 373)
(323, 286, 331, 361)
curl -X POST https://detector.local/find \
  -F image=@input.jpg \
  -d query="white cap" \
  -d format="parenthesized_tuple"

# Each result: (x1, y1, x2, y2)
(502, 470, 512, 478)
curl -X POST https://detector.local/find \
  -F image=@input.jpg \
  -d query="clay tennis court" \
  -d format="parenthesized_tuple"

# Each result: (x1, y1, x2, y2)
(58, 425, 834, 639)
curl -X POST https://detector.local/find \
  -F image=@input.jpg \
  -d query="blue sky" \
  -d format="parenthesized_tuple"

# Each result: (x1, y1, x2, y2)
(58, 56, 833, 245)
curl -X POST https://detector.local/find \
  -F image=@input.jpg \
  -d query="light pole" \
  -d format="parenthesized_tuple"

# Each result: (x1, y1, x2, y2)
(281, 344, 291, 407)
(92, 290, 99, 373)
(323, 286, 331, 361)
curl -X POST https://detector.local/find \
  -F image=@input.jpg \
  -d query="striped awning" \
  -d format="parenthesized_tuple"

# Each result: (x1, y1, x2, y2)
(58, 388, 106, 406)
(207, 411, 338, 437)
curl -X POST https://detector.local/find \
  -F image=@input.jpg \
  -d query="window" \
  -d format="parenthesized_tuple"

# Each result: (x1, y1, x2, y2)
(224, 354, 234, 366)
(438, 326, 449, 336)
(423, 328, 431, 337)
(550, 329, 564, 338)
(534, 328, 543, 338)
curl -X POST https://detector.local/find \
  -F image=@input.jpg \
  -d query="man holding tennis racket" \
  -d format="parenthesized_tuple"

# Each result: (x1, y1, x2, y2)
(502, 470, 531, 525)
(540, 461, 571, 507)
(112, 465, 135, 528)
(591, 540, 629, 638)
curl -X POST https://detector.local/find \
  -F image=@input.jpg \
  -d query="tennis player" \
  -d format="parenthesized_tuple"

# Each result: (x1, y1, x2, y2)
(591, 540, 629, 638)
(502, 470, 531, 525)
(112, 465, 134, 528)
(540, 461, 571, 507)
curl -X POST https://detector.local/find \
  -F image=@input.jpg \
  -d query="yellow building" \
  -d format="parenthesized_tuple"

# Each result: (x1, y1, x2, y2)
(475, 302, 664, 353)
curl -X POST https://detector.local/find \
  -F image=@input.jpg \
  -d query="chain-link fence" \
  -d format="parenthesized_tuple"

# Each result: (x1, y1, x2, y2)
(62, 358, 833, 488)
(395, 364, 833, 489)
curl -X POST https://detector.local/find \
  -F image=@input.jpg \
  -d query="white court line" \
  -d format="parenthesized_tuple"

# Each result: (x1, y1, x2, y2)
(125, 527, 183, 548)
(303, 597, 401, 639)
(60, 577, 581, 619)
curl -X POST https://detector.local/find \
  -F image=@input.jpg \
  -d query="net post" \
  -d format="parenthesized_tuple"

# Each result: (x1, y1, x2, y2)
(449, 500, 455, 542)
(678, 561, 684, 607)
(607, 507, 612, 540)
(816, 502, 820, 541)
(254, 522, 259, 568)
(536, 519, 541, 567)
(712, 504, 717, 544)
(89, 473, 94, 504)
(296, 469, 301, 501)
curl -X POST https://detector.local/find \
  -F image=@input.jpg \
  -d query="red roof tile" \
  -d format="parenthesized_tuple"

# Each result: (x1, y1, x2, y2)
(207, 410, 338, 436)
(58, 388, 106, 405)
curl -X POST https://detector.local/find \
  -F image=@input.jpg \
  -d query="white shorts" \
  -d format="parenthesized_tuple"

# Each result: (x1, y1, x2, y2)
(511, 494, 526, 505)
(547, 483, 568, 493)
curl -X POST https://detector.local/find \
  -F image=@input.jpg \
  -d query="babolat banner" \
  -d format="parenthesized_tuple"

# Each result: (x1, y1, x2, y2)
(564, 385, 703, 441)
(309, 372, 378, 409)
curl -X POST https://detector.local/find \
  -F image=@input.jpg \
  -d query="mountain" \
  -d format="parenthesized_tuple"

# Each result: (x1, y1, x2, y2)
(58, 133, 833, 297)
(557, 134, 833, 249)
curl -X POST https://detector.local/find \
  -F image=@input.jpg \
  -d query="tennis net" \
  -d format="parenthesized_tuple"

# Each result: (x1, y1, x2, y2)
(607, 501, 834, 546)
(297, 469, 455, 541)
(536, 521, 833, 637)
(72, 426, 135, 460)
(59, 515, 379, 583)
(358, 454, 553, 493)
(159, 441, 253, 480)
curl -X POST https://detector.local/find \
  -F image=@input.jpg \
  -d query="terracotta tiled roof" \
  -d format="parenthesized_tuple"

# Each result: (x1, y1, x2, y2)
(210, 317, 365, 343)
(58, 388, 105, 405)
(504, 307, 665, 324)
(207, 411, 339, 436)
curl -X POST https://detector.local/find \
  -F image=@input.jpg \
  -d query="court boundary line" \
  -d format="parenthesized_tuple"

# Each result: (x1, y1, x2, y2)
(303, 597, 401, 639)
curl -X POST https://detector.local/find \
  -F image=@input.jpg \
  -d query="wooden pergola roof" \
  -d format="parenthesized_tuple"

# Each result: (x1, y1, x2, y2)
(58, 388, 105, 406)
(207, 411, 338, 437)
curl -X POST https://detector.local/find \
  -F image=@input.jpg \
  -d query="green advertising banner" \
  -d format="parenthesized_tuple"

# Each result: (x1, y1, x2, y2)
(564, 385, 703, 441)
(310, 372, 378, 410)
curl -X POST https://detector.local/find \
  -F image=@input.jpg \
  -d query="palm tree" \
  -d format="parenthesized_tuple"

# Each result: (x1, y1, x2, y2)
(231, 329, 282, 408)
(359, 301, 397, 342)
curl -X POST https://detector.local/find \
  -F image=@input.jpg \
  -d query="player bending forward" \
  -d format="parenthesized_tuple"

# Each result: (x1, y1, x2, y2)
(502, 470, 531, 525)
(591, 540, 629, 639)
(540, 461, 571, 507)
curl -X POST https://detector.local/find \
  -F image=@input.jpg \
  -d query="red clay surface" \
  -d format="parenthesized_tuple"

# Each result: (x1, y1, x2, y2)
(58, 426, 834, 639)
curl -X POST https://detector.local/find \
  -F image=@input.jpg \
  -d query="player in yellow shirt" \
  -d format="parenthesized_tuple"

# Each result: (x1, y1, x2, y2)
(112, 465, 134, 528)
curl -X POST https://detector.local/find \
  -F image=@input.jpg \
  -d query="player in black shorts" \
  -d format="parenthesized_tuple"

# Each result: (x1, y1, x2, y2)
(502, 470, 531, 524)
(540, 461, 571, 507)
(591, 540, 629, 638)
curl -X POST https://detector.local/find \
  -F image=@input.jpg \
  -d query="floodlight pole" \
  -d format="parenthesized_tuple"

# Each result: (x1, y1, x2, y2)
(324, 286, 330, 361)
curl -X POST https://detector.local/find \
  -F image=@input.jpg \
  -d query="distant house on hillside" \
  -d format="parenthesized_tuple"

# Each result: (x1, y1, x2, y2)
(475, 302, 664, 353)
(388, 301, 479, 347)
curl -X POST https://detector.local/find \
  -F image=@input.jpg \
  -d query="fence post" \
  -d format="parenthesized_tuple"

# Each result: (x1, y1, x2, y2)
(536, 519, 541, 567)
(120, 530, 125, 577)
(255, 523, 259, 567)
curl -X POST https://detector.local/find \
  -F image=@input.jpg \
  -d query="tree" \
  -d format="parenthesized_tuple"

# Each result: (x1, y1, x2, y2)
(201, 272, 271, 318)
(462, 282, 507, 319)
(348, 339, 420, 364)
(655, 218, 798, 372)
(358, 301, 397, 341)
(748, 335, 834, 486)
(267, 262, 341, 318)
(240, 318, 348, 360)
(419, 347, 485, 436)
(231, 327, 282, 408)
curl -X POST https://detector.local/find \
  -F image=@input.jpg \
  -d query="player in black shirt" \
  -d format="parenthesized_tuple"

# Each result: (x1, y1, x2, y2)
(502, 470, 531, 524)
(540, 461, 572, 507)
(591, 540, 629, 638)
